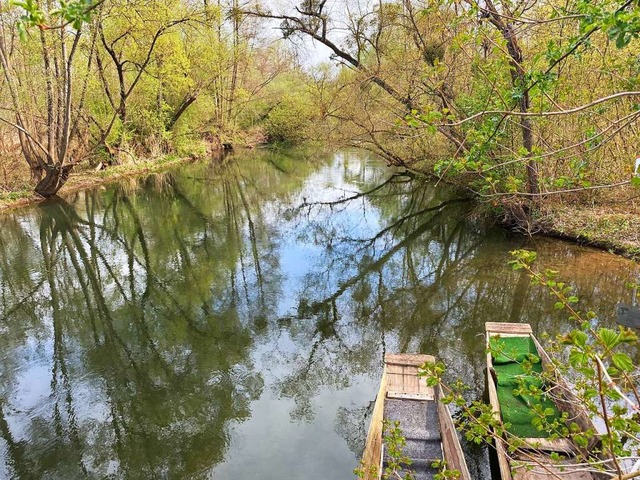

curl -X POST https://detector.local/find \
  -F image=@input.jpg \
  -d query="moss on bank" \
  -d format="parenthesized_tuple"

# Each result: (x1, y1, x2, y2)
(543, 204, 640, 260)
(0, 154, 198, 214)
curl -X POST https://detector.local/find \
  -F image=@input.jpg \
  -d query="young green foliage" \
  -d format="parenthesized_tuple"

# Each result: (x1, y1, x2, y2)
(422, 250, 640, 479)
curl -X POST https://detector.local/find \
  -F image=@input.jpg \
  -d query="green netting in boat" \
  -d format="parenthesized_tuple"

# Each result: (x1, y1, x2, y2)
(490, 336, 562, 438)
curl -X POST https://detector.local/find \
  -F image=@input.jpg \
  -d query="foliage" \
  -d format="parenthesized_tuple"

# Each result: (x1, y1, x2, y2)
(0, 0, 316, 196)
(11, 0, 94, 32)
(354, 419, 415, 480)
(421, 250, 640, 479)
(354, 418, 464, 479)
(355, 419, 460, 480)
(254, 0, 640, 227)
(263, 92, 316, 143)
(382, 420, 415, 480)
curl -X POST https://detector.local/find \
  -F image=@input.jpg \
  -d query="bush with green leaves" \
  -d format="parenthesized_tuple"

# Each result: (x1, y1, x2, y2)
(421, 250, 640, 480)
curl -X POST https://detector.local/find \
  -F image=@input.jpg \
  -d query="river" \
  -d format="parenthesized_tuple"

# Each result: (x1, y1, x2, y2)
(0, 148, 637, 479)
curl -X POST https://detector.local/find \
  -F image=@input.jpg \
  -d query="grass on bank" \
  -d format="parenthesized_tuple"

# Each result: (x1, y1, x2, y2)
(546, 202, 640, 259)
(0, 153, 199, 214)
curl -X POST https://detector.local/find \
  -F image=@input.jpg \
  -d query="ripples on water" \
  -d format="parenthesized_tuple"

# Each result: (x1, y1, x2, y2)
(0, 149, 637, 479)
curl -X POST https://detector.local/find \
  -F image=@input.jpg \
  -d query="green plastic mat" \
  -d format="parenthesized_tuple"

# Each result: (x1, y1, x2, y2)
(490, 336, 562, 438)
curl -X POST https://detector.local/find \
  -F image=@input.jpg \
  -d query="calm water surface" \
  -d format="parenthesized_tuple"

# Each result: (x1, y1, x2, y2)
(0, 149, 638, 479)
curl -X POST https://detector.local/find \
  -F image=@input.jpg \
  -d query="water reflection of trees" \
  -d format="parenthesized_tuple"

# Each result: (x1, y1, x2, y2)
(270, 162, 638, 476)
(0, 152, 304, 478)
(0, 149, 637, 480)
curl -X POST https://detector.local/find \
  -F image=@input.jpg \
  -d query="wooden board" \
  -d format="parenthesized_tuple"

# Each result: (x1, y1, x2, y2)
(385, 353, 434, 366)
(512, 452, 594, 480)
(362, 369, 387, 480)
(385, 356, 435, 400)
(520, 438, 575, 454)
(486, 326, 514, 480)
(436, 385, 471, 480)
(486, 322, 533, 335)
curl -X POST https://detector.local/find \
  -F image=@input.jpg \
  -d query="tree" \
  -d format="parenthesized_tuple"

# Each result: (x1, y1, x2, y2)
(249, 0, 640, 226)
(92, 0, 196, 154)
(0, 0, 99, 196)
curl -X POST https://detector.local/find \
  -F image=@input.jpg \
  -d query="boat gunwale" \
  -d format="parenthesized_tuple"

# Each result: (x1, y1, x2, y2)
(485, 322, 600, 480)
(361, 353, 471, 480)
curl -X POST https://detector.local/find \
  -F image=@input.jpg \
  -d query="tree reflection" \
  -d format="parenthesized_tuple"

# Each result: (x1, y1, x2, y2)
(0, 151, 306, 478)
(266, 155, 638, 476)
(0, 149, 637, 480)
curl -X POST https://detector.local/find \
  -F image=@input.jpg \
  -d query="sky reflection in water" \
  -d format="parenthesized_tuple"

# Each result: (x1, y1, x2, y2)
(0, 149, 637, 479)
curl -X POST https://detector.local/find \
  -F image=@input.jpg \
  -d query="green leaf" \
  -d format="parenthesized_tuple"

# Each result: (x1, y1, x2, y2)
(619, 328, 638, 343)
(598, 328, 620, 349)
(612, 353, 633, 372)
(569, 350, 588, 367)
(550, 452, 562, 461)
(569, 330, 588, 348)
(574, 434, 588, 448)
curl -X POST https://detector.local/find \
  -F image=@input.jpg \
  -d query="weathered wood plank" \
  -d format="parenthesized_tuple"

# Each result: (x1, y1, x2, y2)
(386, 364, 404, 374)
(486, 322, 533, 335)
(385, 355, 434, 398)
(487, 351, 513, 479)
(387, 391, 435, 401)
(512, 452, 595, 480)
(385, 353, 434, 366)
(362, 369, 387, 480)
(405, 367, 419, 393)
(520, 437, 575, 454)
(387, 373, 402, 393)
(437, 385, 471, 479)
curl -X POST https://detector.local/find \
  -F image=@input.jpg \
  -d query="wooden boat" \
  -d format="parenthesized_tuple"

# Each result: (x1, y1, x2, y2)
(361, 353, 471, 480)
(616, 280, 640, 329)
(486, 322, 600, 480)
(616, 302, 640, 330)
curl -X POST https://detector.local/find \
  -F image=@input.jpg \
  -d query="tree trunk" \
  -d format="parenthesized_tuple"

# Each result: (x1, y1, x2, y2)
(166, 93, 198, 130)
(227, 0, 240, 124)
(35, 164, 74, 198)
(483, 5, 541, 197)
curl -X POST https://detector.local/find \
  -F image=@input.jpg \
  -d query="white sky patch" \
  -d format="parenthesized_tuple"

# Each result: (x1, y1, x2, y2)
(243, 0, 384, 67)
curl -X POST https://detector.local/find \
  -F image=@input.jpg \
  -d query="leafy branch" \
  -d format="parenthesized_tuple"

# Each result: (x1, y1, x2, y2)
(420, 250, 640, 479)
(11, 0, 102, 35)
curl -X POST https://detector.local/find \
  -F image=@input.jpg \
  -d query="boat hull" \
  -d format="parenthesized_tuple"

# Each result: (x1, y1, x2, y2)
(361, 353, 470, 480)
(485, 322, 599, 480)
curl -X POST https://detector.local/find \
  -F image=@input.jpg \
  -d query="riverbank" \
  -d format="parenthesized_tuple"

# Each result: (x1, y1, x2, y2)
(411, 164, 640, 262)
(544, 202, 640, 260)
(0, 154, 203, 215)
